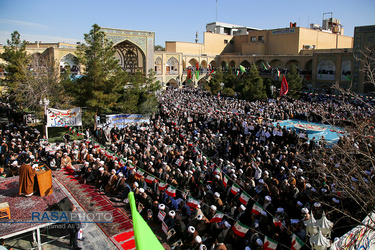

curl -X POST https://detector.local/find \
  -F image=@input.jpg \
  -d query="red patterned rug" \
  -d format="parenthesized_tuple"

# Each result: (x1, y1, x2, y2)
(0, 176, 68, 237)
(53, 166, 134, 249)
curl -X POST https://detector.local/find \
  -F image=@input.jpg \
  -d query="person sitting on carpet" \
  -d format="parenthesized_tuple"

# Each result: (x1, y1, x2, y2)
(60, 152, 72, 170)
(104, 169, 118, 193)
(82, 167, 95, 184)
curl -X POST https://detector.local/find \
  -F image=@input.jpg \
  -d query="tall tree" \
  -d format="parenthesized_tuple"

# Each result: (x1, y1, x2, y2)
(240, 63, 267, 101)
(1, 32, 68, 110)
(1, 31, 29, 105)
(285, 64, 302, 98)
(209, 68, 224, 95)
(68, 24, 129, 129)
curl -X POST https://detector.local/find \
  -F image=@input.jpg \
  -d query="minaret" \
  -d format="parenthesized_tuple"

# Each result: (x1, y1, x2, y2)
(195, 31, 199, 43)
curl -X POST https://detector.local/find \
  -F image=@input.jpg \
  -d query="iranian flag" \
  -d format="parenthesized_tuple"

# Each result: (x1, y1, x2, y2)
(128, 163, 136, 171)
(145, 174, 156, 184)
(273, 217, 282, 228)
(166, 186, 177, 197)
(264, 236, 278, 250)
(223, 174, 229, 187)
(186, 197, 200, 209)
(94, 142, 100, 148)
(105, 151, 113, 159)
(232, 221, 249, 237)
(239, 192, 251, 205)
(214, 167, 221, 175)
(291, 234, 304, 250)
(175, 159, 182, 166)
(158, 181, 168, 191)
(251, 202, 264, 215)
(230, 183, 240, 195)
(119, 158, 126, 167)
(209, 211, 224, 223)
(135, 169, 145, 179)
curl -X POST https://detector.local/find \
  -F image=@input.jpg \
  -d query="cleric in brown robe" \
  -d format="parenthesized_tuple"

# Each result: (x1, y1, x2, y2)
(19, 163, 36, 196)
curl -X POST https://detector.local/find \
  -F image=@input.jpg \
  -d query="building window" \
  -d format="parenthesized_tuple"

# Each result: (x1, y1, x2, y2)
(224, 39, 228, 44)
(258, 36, 264, 41)
(251, 36, 256, 42)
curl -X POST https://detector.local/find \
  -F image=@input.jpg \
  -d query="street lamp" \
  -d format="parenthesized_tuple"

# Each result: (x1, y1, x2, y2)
(270, 85, 276, 98)
(39, 97, 50, 142)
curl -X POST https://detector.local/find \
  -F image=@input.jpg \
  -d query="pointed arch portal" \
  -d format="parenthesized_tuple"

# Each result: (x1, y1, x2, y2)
(114, 40, 146, 73)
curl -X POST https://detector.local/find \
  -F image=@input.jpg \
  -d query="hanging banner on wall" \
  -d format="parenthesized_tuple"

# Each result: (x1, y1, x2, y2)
(46, 107, 82, 127)
(102, 114, 150, 128)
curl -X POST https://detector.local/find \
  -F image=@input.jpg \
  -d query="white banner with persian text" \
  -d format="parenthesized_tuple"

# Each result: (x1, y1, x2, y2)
(46, 107, 82, 127)
(103, 114, 150, 128)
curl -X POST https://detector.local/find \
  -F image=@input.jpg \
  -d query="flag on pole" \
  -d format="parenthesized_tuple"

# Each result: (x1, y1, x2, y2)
(145, 174, 156, 184)
(239, 192, 251, 205)
(266, 62, 271, 69)
(280, 75, 289, 97)
(223, 174, 229, 187)
(291, 234, 304, 250)
(187, 69, 192, 81)
(232, 221, 250, 237)
(230, 183, 240, 195)
(119, 158, 126, 167)
(158, 181, 168, 191)
(186, 196, 200, 208)
(105, 150, 113, 159)
(209, 211, 224, 223)
(273, 217, 282, 228)
(94, 142, 100, 148)
(128, 163, 136, 171)
(277, 69, 280, 78)
(128, 192, 164, 250)
(251, 202, 263, 215)
(209, 69, 215, 75)
(135, 169, 145, 179)
(239, 65, 246, 73)
(196, 62, 200, 79)
(264, 236, 278, 250)
(165, 186, 177, 197)
(261, 61, 268, 70)
(214, 167, 222, 175)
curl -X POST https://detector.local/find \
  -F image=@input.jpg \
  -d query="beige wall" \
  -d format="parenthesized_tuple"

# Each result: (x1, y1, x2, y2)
(233, 28, 353, 56)
(165, 41, 203, 55)
(266, 29, 299, 55)
(203, 32, 234, 55)
(242, 43, 266, 55)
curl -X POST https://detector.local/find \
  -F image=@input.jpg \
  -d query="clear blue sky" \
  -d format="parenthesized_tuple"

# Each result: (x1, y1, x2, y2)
(0, 0, 374, 47)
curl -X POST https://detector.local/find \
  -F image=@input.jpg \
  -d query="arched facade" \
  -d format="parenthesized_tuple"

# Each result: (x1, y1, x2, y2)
(209, 60, 217, 68)
(229, 60, 236, 68)
(286, 59, 300, 69)
(201, 60, 208, 69)
(317, 60, 336, 80)
(166, 57, 179, 75)
(221, 61, 227, 68)
(240, 60, 251, 68)
(305, 60, 313, 71)
(114, 40, 146, 73)
(167, 78, 178, 88)
(270, 59, 283, 69)
(341, 60, 351, 81)
(155, 57, 162, 75)
(189, 58, 198, 67)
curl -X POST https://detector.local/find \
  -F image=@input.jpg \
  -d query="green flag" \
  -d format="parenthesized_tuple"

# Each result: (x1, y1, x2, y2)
(128, 192, 164, 250)
(239, 65, 246, 73)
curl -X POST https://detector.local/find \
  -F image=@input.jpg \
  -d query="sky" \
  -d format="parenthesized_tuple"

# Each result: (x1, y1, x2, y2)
(0, 0, 374, 47)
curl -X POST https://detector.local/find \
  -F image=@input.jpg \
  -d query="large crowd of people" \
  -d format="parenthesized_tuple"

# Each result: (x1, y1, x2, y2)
(0, 89, 374, 249)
